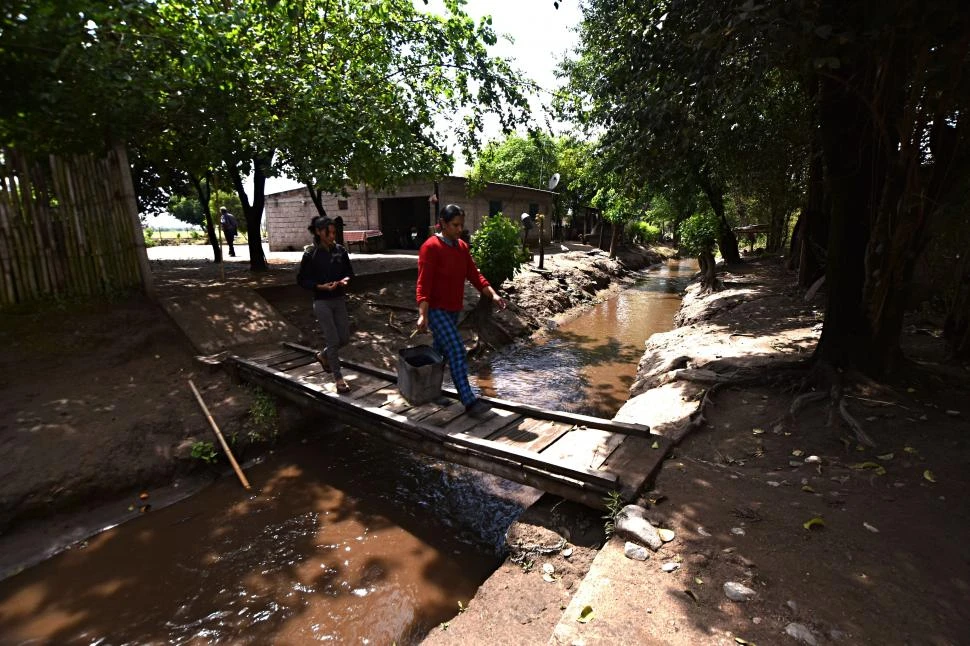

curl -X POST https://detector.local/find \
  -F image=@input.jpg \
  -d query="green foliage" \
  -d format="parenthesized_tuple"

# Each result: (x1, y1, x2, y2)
(679, 212, 719, 257)
(168, 190, 243, 230)
(628, 220, 660, 245)
(471, 214, 527, 287)
(143, 228, 157, 248)
(602, 490, 623, 538)
(468, 133, 557, 193)
(248, 387, 278, 438)
(190, 441, 218, 464)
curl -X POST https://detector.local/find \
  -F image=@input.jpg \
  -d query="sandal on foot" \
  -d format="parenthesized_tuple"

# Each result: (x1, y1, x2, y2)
(316, 352, 332, 372)
(335, 380, 351, 394)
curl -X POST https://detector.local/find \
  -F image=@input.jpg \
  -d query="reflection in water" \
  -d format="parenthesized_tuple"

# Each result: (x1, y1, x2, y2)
(476, 258, 694, 418)
(0, 427, 525, 645)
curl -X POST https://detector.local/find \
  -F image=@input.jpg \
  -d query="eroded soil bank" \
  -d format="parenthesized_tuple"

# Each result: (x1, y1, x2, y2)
(429, 256, 970, 646)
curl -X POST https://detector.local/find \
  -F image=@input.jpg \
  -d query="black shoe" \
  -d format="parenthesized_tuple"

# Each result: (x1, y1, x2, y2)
(465, 400, 491, 418)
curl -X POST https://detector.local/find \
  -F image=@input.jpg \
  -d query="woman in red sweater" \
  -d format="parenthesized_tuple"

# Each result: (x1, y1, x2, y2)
(416, 204, 506, 417)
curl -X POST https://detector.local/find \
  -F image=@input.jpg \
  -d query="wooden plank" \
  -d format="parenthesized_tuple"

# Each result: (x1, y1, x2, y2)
(272, 354, 319, 372)
(266, 351, 312, 369)
(540, 427, 625, 473)
(420, 401, 468, 427)
(286, 362, 326, 381)
(230, 354, 618, 490)
(342, 373, 394, 400)
(599, 435, 672, 499)
(251, 347, 303, 365)
(442, 407, 521, 438)
(464, 409, 523, 439)
(491, 418, 574, 453)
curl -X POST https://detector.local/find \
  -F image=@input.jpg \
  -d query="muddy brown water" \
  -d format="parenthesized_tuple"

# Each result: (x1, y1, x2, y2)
(475, 258, 695, 417)
(0, 258, 691, 645)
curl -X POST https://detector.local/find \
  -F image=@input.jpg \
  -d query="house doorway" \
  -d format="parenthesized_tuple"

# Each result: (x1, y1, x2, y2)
(379, 197, 430, 250)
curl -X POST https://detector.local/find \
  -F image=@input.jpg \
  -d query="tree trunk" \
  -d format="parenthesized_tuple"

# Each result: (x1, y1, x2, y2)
(796, 142, 827, 287)
(813, 62, 877, 373)
(944, 251, 970, 359)
(608, 220, 620, 259)
(694, 171, 740, 263)
(308, 186, 328, 217)
(190, 172, 221, 263)
(698, 249, 718, 291)
(229, 152, 274, 272)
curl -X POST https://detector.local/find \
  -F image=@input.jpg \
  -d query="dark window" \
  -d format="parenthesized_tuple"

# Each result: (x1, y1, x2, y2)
(529, 203, 539, 216)
(488, 200, 503, 216)
(337, 199, 349, 210)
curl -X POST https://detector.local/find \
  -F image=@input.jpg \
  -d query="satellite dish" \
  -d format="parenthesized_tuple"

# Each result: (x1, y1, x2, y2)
(520, 212, 535, 230)
(547, 173, 560, 190)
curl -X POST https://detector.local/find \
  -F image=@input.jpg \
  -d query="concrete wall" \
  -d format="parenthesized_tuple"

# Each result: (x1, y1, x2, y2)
(265, 177, 555, 251)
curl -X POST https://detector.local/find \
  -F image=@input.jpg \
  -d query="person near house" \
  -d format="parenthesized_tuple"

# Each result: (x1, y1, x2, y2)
(415, 204, 506, 418)
(298, 215, 355, 394)
(219, 206, 238, 257)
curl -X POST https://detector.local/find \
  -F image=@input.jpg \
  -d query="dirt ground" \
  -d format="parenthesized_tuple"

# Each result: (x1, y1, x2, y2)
(3, 248, 967, 645)
(423, 257, 970, 646)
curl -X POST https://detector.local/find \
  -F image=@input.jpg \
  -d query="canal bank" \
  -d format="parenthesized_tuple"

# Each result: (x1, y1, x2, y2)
(433, 255, 970, 646)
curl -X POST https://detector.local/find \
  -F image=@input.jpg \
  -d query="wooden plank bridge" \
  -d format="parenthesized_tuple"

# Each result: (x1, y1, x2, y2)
(227, 343, 668, 508)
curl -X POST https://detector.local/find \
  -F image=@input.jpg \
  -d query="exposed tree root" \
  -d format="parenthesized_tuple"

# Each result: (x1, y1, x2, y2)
(671, 357, 881, 447)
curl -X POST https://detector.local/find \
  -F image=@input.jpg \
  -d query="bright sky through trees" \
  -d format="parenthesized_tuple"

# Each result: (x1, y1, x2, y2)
(146, 0, 580, 228)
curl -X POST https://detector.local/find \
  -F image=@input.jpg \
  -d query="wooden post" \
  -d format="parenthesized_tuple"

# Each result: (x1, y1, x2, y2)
(188, 380, 251, 490)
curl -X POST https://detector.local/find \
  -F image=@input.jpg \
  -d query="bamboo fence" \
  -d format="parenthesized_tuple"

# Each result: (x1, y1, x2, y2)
(0, 145, 153, 308)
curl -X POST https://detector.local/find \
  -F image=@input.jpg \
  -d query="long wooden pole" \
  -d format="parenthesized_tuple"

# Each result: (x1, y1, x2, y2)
(188, 379, 251, 490)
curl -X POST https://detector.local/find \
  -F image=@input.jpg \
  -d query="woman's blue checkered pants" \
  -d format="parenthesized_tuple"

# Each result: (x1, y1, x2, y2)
(427, 308, 476, 406)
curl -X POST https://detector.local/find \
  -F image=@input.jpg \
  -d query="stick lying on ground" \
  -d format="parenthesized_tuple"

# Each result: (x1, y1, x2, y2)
(188, 379, 251, 490)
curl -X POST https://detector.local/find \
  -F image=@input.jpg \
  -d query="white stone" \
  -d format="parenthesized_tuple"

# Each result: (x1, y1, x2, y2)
(624, 542, 650, 561)
(723, 581, 757, 601)
(785, 622, 818, 645)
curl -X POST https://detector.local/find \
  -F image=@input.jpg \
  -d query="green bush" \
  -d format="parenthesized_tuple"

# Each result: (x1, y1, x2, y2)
(143, 228, 157, 248)
(471, 213, 528, 287)
(628, 220, 661, 245)
(679, 212, 719, 256)
(190, 440, 218, 464)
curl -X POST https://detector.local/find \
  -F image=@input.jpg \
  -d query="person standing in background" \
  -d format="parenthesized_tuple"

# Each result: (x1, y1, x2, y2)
(219, 206, 238, 257)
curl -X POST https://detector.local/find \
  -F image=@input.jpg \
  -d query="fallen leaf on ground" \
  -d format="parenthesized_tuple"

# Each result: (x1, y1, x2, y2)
(850, 461, 887, 476)
(801, 485, 816, 493)
(577, 605, 594, 623)
(876, 453, 894, 461)
(651, 441, 660, 449)
(923, 470, 937, 483)
(752, 428, 765, 435)
(735, 638, 755, 645)
(792, 449, 804, 457)
(803, 517, 825, 530)
(863, 522, 879, 533)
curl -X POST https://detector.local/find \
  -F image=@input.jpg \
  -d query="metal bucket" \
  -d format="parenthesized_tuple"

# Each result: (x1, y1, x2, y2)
(397, 345, 444, 405)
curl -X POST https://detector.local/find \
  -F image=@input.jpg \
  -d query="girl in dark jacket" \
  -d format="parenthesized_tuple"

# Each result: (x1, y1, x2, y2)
(298, 216, 355, 393)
